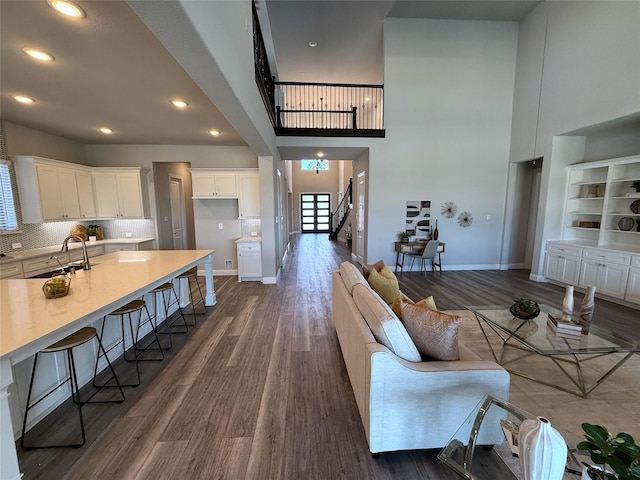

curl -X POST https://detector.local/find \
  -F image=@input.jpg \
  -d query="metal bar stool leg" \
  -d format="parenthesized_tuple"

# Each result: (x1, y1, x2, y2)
(135, 302, 168, 358)
(21, 327, 123, 450)
(154, 282, 188, 336)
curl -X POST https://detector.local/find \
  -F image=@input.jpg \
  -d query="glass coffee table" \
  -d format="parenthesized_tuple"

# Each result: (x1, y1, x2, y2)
(438, 395, 584, 480)
(467, 304, 639, 398)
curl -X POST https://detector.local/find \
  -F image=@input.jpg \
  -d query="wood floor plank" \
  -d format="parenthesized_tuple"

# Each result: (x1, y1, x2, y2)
(132, 440, 189, 480)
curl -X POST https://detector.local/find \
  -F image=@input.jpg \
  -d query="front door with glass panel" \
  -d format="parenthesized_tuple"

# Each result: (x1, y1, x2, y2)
(301, 193, 330, 233)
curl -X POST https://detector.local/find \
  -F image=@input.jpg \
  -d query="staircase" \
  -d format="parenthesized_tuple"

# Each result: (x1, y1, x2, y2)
(329, 178, 352, 240)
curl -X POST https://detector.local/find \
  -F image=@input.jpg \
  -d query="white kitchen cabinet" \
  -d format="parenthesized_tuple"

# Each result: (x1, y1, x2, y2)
(237, 241, 262, 281)
(238, 174, 260, 218)
(13, 156, 94, 222)
(75, 170, 96, 219)
(191, 170, 238, 199)
(0, 260, 24, 279)
(22, 253, 70, 277)
(93, 168, 150, 219)
(103, 240, 155, 253)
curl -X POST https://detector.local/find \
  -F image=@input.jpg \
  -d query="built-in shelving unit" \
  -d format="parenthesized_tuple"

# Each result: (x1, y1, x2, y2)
(562, 155, 640, 247)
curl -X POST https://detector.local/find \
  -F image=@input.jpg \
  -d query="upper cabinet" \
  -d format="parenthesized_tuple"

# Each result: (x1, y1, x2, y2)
(13, 156, 95, 223)
(190, 169, 238, 198)
(93, 168, 151, 219)
(189, 168, 261, 218)
(238, 174, 260, 218)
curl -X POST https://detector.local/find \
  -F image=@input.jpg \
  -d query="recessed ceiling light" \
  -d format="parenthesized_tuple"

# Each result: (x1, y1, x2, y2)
(209, 129, 221, 136)
(46, 0, 86, 18)
(170, 99, 189, 108)
(365, 97, 371, 102)
(317, 152, 324, 157)
(99, 127, 113, 134)
(308, 41, 318, 47)
(12, 95, 35, 104)
(22, 47, 55, 62)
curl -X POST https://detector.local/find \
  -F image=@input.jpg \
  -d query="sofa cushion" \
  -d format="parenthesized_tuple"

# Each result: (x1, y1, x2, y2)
(367, 266, 399, 305)
(362, 259, 385, 280)
(339, 261, 367, 295)
(400, 301, 461, 361)
(352, 284, 421, 362)
(391, 291, 437, 318)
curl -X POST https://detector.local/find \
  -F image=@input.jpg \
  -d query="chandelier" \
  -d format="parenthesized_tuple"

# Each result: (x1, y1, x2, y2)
(307, 158, 328, 174)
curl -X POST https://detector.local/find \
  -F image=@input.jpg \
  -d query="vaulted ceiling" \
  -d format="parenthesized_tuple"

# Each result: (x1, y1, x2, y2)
(0, 0, 540, 147)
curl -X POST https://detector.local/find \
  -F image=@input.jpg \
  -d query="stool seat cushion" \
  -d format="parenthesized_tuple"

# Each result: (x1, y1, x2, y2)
(110, 299, 146, 315)
(41, 327, 97, 353)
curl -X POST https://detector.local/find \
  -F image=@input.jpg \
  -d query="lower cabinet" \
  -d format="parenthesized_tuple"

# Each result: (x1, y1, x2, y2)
(544, 242, 638, 305)
(237, 242, 262, 282)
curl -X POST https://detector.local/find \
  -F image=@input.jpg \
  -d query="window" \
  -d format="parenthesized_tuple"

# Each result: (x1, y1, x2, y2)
(301, 193, 330, 232)
(0, 161, 19, 233)
(300, 159, 329, 172)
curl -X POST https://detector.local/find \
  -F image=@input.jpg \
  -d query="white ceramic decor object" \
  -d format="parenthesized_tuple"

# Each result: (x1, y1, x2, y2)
(562, 286, 574, 322)
(518, 417, 567, 480)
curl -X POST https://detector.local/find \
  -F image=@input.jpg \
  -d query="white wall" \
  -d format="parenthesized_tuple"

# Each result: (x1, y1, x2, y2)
(370, 18, 518, 268)
(507, 1, 640, 278)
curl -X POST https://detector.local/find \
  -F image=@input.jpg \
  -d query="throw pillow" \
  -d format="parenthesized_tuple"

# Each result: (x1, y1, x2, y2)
(362, 259, 385, 279)
(352, 284, 421, 362)
(367, 266, 399, 305)
(391, 292, 437, 319)
(400, 301, 461, 361)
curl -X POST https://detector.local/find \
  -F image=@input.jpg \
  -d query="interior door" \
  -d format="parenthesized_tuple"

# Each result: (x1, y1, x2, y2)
(169, 177, 185, 250)
(355, 172, 365, 264)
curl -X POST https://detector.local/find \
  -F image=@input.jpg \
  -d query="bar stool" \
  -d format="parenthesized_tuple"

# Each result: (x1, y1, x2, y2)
(21, 327, 124, 449)
(93, 300, 163, 391)
(177, 267, 207, 325)
(151, 282, 189, 348)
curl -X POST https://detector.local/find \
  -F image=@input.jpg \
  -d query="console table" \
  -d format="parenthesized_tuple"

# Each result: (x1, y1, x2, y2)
(394, 241, 445, 272)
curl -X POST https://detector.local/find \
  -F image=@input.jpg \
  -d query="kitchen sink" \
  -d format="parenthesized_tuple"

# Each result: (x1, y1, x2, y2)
(29, 263, 99, 278)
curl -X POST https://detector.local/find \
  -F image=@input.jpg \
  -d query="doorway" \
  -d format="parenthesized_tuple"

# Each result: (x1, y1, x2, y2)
(355, 172, 365, 265)
(300, 193, 331, 233)
(169, 175, 186, 250)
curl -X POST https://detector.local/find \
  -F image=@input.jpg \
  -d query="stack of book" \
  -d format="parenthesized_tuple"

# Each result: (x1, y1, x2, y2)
(547, 313, 583, 337)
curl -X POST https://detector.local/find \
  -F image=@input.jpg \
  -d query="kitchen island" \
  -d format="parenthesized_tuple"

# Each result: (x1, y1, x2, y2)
(0, 249, 215, 480)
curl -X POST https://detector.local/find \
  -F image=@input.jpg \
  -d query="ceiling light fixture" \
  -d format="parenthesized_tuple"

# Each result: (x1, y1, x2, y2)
(209, 129, 221, 136)
(170, 99, 189, 108)
(22, 47, 55, 62)
(13, 95, 35, 104)
(46, 0, 86, 18)
(99, 127, 113, 134)
(308, 154, 327, 174)
(308, 41, 318, 47)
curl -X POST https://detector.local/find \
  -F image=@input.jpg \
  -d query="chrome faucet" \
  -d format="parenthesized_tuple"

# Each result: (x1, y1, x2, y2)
(61, 234, 91, 270)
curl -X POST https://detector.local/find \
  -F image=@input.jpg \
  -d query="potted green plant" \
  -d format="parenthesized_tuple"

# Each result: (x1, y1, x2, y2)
(509, 298, 540, 320)
(398, 231, 410, 243)
(577, 423, 640, 480)
(87, 226, 97, 242)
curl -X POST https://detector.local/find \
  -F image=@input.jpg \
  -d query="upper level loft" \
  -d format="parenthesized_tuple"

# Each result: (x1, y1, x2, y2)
(253, 3, 385, 138)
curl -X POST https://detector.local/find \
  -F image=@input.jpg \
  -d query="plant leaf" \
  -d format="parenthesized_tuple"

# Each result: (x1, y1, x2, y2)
(583, 423, 610, 443)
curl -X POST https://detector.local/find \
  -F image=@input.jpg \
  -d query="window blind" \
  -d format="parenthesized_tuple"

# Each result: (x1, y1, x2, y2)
(0, 161, 18, 232)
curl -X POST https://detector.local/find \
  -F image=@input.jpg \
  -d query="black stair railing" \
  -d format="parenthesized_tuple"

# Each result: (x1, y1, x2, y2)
(329, 178, 353, 240)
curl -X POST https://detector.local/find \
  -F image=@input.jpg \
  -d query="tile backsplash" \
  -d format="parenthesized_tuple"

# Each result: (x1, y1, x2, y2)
(0, 219, 155, 254)
(240, 218, 262, 237)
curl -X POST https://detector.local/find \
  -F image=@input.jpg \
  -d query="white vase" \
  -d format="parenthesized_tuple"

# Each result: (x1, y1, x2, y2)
(562, 286, 574, 322)
(518, 416, 567, 480)
(580, 285, 596, 333)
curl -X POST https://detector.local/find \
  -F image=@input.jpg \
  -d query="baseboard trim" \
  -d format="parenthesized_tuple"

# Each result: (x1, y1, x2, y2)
(262, 276, 277, 284)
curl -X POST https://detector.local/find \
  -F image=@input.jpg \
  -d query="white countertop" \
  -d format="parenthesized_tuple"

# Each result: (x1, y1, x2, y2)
(0, 249, 212, 360)
(0, 238, 155, 262)
(236, 237, 262, 243)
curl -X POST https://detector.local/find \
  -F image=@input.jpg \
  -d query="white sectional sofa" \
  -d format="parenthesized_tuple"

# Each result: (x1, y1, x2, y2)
(332, 261, 510, 454)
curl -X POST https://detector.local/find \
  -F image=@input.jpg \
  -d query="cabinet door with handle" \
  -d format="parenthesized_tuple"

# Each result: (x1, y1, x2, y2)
(94, 173, 120, 218)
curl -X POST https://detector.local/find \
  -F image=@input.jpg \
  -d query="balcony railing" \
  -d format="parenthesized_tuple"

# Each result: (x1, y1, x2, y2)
(274, 82, 384, 135)
(252, 1, 384, 137)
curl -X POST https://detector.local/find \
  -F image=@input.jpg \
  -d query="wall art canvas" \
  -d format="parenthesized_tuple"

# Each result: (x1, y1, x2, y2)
(405, 201, 431, 238)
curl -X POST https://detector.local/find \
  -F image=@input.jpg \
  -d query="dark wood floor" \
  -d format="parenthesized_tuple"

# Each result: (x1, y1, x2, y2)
(16, 234, 640, 479)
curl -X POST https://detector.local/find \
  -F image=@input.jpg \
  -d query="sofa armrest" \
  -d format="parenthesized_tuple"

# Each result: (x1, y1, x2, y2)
(365, 342, 510, 453)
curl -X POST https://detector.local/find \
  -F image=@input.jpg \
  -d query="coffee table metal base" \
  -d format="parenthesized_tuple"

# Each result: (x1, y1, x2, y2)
(474, 314, 636, 398)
